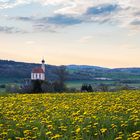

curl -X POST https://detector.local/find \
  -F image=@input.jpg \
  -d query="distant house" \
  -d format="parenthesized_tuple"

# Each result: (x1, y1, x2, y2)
(31, 59, 45, 81)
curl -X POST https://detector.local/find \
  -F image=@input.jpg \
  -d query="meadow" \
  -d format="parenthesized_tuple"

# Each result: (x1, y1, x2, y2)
(0, 91, 140, 140)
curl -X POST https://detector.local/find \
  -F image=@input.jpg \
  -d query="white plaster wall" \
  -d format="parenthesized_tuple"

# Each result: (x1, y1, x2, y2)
(31, 73, 45, 80)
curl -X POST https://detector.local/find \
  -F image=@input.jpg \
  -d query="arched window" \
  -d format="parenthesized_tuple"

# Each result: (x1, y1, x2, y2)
(37, 74, 40, 79)
(34, 74, 36, 79)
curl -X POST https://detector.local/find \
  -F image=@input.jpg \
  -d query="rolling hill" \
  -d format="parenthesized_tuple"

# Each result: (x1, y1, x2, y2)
(0, 60, 140, 88)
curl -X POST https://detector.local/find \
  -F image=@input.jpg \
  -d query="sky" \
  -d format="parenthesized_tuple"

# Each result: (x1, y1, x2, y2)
(0, 0, 140, 68)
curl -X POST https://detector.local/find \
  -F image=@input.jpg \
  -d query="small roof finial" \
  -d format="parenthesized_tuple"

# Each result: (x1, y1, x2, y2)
(42, 57, 45, 63)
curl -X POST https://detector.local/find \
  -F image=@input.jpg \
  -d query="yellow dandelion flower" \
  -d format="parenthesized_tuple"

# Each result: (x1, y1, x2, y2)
(46, 131, 52, 135)
(76, 127, 81, 133)
(100, 128, 107, 133)
(115, 136, 123, 140)
(51, 134, 62, 139)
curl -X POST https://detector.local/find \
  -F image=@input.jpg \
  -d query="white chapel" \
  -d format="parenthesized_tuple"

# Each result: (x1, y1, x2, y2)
(31, 59, 45, 81)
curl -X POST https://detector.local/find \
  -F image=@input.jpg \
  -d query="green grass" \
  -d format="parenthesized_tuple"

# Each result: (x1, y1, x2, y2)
(66, 80, 113, 87)
(66, 80, 140, 89)
(0, 88, 6, 93)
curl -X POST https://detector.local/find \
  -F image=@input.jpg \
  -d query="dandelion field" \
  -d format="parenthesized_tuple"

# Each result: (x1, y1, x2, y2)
(0, 91, 140, 140)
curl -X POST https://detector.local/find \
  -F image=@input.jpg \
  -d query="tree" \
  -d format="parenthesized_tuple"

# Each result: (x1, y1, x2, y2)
(20, 84, 33, 93)
(6, 84, 20, 93)
(31, 80, 43, 93)
(54, 65, 68, 92)
(41, 81, 54, 93)
(52, 81, 63, 92)
(87, 84, 93, 92)
(81, 84, 88, 92)
(81, 84, 93, 92)
(98, 84, 109, 92)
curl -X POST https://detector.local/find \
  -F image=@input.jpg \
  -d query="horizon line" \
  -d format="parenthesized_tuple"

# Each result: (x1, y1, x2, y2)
(0, 59, 140, 69)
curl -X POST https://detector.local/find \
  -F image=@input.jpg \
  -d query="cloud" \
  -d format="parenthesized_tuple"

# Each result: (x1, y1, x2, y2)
(78, 36, 93, 43)
(1, 0, 140, 32)
(0, 0, 91, 9)
(54, 0, 93, 15)
(6, 2, 119, 25)
(33, 24, 58, 33)
(47, 14, 82, 25)
(0, 0, 30, 9)
(33, 15, 82, 32)
(15, 16, 33, 21)
(13, 14, 82, 26)
(134, 11, 140, 16)
(85, 4, 118, 15)
(0, 0, 139, 10)
(131, 19, 140, 25)
(12, 14, 83, 32)
(0, 25, 25, 33)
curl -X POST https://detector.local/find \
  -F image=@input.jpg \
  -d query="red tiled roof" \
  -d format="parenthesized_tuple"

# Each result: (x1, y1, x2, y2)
(32, 67, 44, 73)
